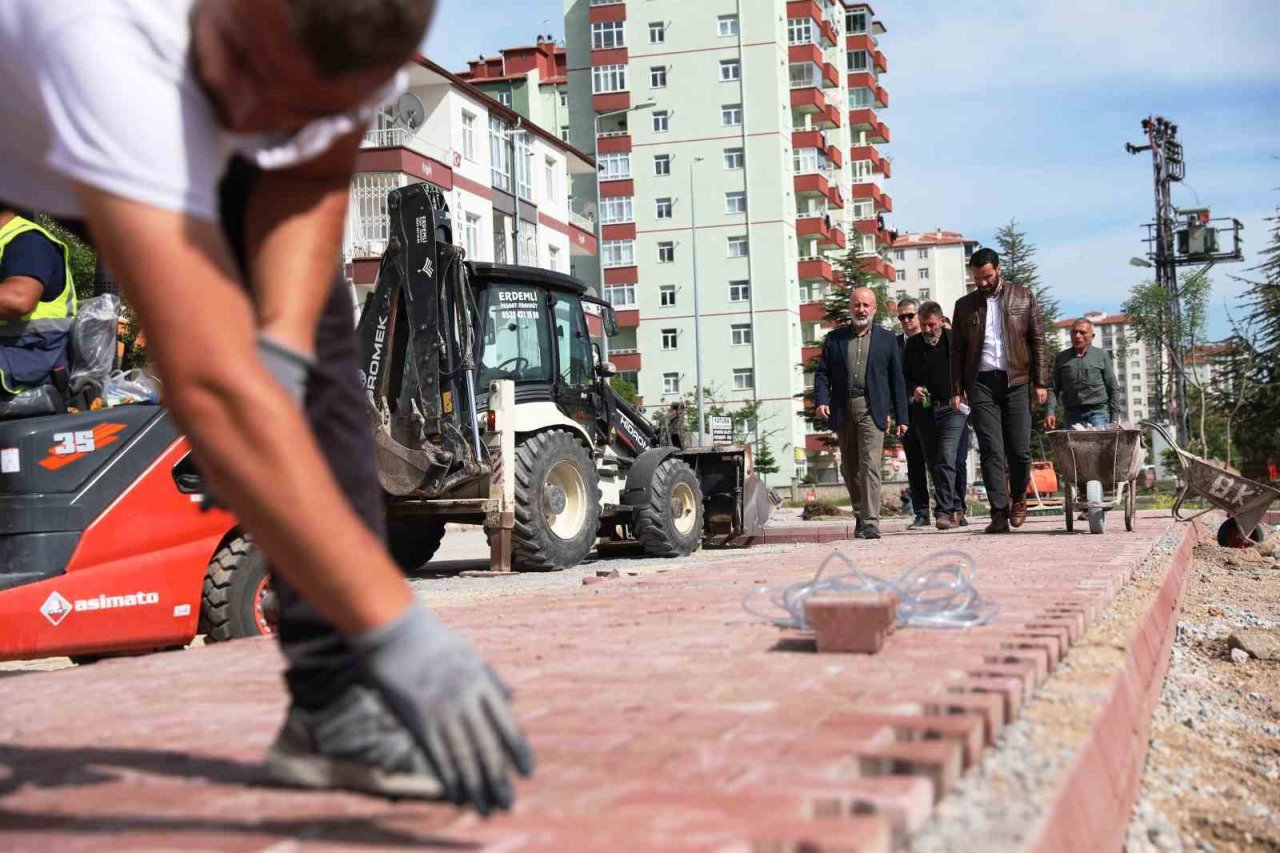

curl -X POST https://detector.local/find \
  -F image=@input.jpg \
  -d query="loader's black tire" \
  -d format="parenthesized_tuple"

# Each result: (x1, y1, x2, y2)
(634, 458, 703, 558)
(512, 430, 601, 571)
(200, 537, 277, 642)
(387, 518, 447, 572)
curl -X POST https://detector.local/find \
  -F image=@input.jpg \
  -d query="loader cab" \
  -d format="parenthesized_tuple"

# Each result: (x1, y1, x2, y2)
(471, 264, 609, 438)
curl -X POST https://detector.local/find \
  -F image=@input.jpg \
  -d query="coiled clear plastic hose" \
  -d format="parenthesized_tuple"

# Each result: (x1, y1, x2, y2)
(742, 549, 1000, 630)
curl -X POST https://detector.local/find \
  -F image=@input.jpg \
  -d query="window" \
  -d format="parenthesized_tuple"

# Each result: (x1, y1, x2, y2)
(731, 324, 752, 346)
(729, 280, 750, 302)
(720, 60, 741, 82)
(849, 87, 874, 108)
(661, 328, 678, 350)
(592, 65, 627, 94)
(847, 50, 869, 72)
(918, 288, 930, 300)
(548, 245, 561, 272)
(489, 116, 512, 191)
(917, 248, 929, 259)
(725, 191, 746, 214)
(649, 21, 665, 44)
(723, 147, 744, 169)
(787, 18, 814, 45)
(604, 283, 636, 308)
(543, 157, 557, 203)
(663, 372, 680, 394)
(893, 248, 905, 261)
(653, 154, 671, 176)
(462, 212, 481, 260)
(852, 200, 874, 220)
(718, 15, 739, 37)
(918, 268, 930, 280)
(851, 160, 874, 183)
(477, 287, 551, 386)
(789, 61, 820, 89)
(657, 241, 675, 262)
(591, 20, 625, 50)
(559, 90, 568, 108)
(650, 66, 667, 88)
(733, 368, 754, 390)
(896, 289, 908, 301)
(655, 197, 673, 219)
(895, 269, 906, 281)
(721, 104, 743, 126)
(793, 147, 823, 174)
(846, 10, 867, 33)
(599, 196, 634, 224)
(461, 111, 477, 161)
(598, 152, 631, 180)
(652, 110, 670, 133)
(727, 235, 748, 257)
(659, 285, 677, 307)
(497, 90, 513, 107)
(601, 239, 635, 268)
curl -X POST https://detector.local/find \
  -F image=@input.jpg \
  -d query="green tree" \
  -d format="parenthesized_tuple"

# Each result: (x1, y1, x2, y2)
(1232, 207, 1280, 475)
(754, 435, 779, 480)
(37, 216, 97, 300)
(609, 375, 639, 406)
(826, 248, 891, 326)
(993, 218, 1059, 330)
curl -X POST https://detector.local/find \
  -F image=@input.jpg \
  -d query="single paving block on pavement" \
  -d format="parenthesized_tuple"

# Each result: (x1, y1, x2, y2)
(0, 513, 1185, 851)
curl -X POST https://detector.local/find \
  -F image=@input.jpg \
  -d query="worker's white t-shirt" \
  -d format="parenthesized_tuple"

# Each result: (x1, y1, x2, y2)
(0, 0, 400, 222)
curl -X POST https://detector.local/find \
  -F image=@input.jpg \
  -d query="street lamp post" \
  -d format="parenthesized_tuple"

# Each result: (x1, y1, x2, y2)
(689, 156, 705, 445)
(593, 102, 655, 362)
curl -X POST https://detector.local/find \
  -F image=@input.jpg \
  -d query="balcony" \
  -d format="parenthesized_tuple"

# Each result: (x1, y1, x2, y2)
(615, 309, 640, 328)
(801, 345, 822, 364)
(794, 171, 830, 198)
(588, 0, 626, 23)
(826, 184, 845, 209)
(611, 349, 642, 372)
(596, 131, 632, 154)
(874, 50, 887, 73)
(790, 86, 830, 118)
(851, 182, 892, 213)
(846, 33, 878, 54)
(805, 433, 832, 452)
(858, 256, 896, 281)
(798, 256, 835, 282)
(799, 301, 827, 322)
(796, 215, 845, 249)
(788, 44, 824, 66)
(593, 91, 631, 113)
(854, 218, 891, 246)
(850, 144, 888, 176)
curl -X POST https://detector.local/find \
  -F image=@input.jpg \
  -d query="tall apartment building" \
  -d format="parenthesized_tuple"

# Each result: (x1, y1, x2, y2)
(1050, 312, 1160, 423)
(342, 57, 597, 302)
(458, 40, 573, 145)
(563, 0, 895, 483)
(889, 231, 978, 317)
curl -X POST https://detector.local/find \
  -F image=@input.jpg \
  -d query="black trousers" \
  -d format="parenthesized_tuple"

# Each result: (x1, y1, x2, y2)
(904, 402, 931, 518)
(913, 406, 969, 516)
(220, 161, 383, 710)
(970, 371, 1031, 513)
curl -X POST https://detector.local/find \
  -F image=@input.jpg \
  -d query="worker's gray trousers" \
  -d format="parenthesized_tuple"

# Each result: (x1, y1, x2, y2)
(220, 159, 383, 710)
(837, 396, 885, 528)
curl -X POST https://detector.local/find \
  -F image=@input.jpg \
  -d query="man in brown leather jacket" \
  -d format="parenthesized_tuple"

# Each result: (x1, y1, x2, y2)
(949, 248, 1049, 533)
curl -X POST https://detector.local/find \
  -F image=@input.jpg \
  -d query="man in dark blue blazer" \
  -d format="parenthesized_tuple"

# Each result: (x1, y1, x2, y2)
(814, 287, 909, 538)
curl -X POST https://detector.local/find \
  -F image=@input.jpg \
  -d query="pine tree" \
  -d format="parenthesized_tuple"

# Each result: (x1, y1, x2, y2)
(754, 436, 779, 481)
(1234, 208, 1280, 474)
(994, 218, 1058, 330)
(825, 247, 892, 326)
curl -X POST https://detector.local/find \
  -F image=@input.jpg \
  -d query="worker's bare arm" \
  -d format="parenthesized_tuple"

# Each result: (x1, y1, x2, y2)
(73, 183, 412, 635)
(0, 277, 44, 320)
(245, 130, 365, 354)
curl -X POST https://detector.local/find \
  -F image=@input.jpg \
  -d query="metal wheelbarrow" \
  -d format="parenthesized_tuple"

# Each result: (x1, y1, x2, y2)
(1144, 421, 1280, 548)
(1047, 427, 1146, 534)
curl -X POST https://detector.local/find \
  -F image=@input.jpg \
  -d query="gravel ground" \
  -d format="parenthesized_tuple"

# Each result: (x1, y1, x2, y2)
(910, 524, 1189, 852)
(1125, 528, 1280, 852)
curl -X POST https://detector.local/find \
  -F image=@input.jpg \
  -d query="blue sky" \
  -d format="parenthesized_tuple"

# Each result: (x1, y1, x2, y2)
(425, 0, 1280, 338)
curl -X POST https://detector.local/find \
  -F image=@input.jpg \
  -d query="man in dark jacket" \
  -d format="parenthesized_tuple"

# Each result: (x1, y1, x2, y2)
(894, 297, 932, 529)
(949, 248, 1049, 533)
(814, 286, 908, 539)
(904, 302, 967, 529)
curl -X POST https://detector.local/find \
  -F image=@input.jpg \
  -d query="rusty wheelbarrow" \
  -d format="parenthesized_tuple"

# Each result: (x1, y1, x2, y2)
(1047, 427, 1146, 534)
(1144, 421, 1279, 548)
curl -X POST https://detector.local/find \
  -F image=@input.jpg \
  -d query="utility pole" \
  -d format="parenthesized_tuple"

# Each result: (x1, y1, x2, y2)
(1126, 115, 1244, 449)
(689, 156, 706, 445)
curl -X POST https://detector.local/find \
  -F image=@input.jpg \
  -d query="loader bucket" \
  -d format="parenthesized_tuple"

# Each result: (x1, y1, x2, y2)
(742, 474, 772, 534)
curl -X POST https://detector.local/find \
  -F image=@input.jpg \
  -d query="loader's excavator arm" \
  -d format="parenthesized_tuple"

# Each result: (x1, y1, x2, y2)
(356, 184, 487, 498)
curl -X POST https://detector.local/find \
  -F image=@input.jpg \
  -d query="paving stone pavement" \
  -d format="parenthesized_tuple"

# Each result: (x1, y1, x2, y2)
(0, 513, 1178, 851)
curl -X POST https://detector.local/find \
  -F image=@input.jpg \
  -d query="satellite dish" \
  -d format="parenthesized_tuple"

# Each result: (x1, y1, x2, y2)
(395, 92, 425, 130)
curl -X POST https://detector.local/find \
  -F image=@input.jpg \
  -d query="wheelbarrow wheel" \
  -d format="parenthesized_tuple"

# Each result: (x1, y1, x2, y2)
(1064, 483, 1074, 532)
(1217, 519, 1269, 549)
(1087, 480, 1105, 534)
(1124, 480, 1136, 532)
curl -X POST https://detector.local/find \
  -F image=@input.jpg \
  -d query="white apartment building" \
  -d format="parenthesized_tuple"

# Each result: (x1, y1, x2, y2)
(564, 0, 896, 483)
(343, 57, 598, 302)
(1051, 312, 1161, 423)
(889, 231, 978, 318)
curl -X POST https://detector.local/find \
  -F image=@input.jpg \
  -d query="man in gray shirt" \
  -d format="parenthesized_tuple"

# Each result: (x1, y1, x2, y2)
(1045, 318, 1120, 428)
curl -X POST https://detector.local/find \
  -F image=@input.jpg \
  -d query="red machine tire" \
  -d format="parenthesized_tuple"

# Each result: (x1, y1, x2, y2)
(200, 536, 278, 642)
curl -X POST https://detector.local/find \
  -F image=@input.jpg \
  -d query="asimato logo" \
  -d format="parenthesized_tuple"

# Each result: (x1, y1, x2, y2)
(39, 590, 160, 626)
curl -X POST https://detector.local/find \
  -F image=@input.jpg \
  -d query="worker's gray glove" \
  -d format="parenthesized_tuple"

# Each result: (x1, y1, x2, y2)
(257, 334, 314, 404)
(350, 603, 534, 816)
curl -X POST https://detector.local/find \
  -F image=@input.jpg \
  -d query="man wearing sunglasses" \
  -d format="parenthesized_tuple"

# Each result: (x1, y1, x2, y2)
(894, 298, 933, 530)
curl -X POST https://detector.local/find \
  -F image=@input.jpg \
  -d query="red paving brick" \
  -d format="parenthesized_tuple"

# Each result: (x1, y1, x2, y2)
(0, 513, 1186, 850)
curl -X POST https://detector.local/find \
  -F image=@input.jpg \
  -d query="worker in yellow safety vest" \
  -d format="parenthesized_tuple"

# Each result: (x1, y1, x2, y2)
(0, 210, 76, 396)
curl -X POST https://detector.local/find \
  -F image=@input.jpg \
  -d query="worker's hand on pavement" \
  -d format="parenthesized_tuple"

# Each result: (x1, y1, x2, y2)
(815, 404, 830, 421)
(258, 334, 315, 404)
(1045, 413, 1057, 430)
(1034, 386, 1048, 406)
(351, 603, 534, 816)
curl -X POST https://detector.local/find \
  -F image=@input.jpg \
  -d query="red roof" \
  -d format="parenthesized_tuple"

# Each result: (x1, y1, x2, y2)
(892, 231, 973, 248)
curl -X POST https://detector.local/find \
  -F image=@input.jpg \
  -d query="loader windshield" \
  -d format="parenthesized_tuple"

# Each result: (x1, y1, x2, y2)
(478, 286, 553, 384)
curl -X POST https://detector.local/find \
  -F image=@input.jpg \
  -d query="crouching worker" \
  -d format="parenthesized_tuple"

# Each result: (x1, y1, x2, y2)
(0, 209, 76, 397)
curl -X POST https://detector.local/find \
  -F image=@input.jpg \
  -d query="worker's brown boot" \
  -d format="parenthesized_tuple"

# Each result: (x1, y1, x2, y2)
(1009, 500, 1029, 528)
(985, 509, 1011, 534)
(935, 513, 955, 530)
